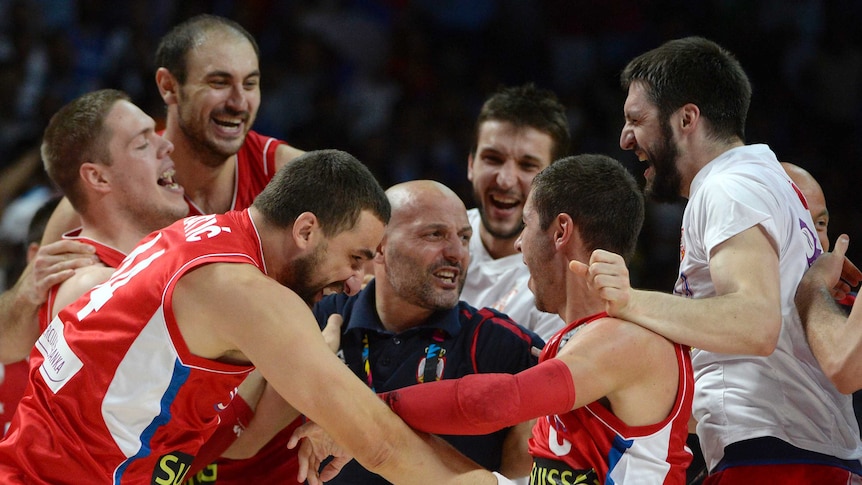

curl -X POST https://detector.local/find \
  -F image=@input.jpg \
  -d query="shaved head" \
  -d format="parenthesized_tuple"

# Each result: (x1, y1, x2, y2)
(782, 162, 830, 251)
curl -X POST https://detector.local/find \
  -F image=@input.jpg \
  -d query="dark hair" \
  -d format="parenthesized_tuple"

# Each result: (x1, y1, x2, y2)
(27, 196, 62, 246)
(621, 36, 751, 143)
(41, 89, 130, 211)
(531, 154, 644, 263)
(253, 150, 390, 236)
(473, 83, 571, 161)
(155, 14, 260, 84)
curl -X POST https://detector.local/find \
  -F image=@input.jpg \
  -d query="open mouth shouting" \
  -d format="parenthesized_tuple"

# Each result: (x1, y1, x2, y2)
(158, 168, 183, 192)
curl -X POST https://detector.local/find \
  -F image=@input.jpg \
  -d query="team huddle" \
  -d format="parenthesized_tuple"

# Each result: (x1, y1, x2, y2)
(0, 13, 859, 485)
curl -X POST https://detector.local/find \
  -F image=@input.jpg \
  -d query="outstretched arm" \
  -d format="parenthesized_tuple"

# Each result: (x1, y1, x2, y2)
(381, 359, 575, 435)
(380, 314, 681, 435)
(796, 235, 862, 393)
(574, 225, 782, 355)
(174, 263, 498, 485)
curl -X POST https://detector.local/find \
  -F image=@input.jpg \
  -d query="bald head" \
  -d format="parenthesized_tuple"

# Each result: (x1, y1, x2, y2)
(782, 162, 830, 251)
(377, 180, 472, 316)
(386, 180, 468, 228)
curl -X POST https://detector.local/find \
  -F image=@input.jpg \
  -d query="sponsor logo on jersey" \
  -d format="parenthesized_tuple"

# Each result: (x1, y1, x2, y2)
(151, 451, 194, 485)
(183, 463, 217, 484)
(36, 318, 84, 393)
(530, 457, 598, 485)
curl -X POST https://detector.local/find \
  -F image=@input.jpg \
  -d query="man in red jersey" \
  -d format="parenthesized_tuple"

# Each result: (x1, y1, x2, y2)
(0, 150, 512, 485)
(0, 14, 304, 358)
(0, 16, 312, 481)
(293, 154, 694, 484)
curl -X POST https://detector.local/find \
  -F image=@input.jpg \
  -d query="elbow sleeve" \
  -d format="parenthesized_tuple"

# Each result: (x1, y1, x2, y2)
(383, 358, 575, 435)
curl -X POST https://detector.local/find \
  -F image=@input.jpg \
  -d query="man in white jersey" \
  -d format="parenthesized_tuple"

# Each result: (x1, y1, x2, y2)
(461, 84, 568, 341)
(578, 36, 862, 483)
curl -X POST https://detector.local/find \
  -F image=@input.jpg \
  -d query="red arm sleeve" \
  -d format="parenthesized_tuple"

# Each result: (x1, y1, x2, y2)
(381, 358, 575, 435)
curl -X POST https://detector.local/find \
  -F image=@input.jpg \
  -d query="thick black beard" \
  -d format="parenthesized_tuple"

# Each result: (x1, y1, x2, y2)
(645, 121, 684, 204)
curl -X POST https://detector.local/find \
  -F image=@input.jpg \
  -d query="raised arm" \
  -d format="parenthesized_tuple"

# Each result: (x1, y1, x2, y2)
(795, 235, 862, 393)
(577, 225, 781, 355)
(173, 263, 498, 485)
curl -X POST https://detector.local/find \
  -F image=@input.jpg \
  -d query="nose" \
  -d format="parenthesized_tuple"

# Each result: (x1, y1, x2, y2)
(620, 126, 635, 151)
(225, 84, 247, 112)
(343, 275, 362, 296)
(159, 137, 175, 158)
(496, 160, 517, 188)
(443, 236, 469, 263)
(514, 233, 523, 253)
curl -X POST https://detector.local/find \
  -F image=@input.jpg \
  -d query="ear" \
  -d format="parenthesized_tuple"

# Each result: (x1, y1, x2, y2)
(79, 162, 111, 194)
(553, 213, 575, 251)
(292, 212, 319, 251)
(678, 103, 700, 132)
(156, 67, 179, 105)
(467, 152, 475, 182)
(373, 237, 386, 263)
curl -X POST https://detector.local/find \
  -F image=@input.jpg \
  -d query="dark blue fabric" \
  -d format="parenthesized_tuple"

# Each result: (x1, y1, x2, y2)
(312, 279, 544, 485)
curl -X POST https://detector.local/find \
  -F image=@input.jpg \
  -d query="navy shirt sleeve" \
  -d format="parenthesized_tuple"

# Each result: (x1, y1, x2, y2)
(460, 304, 544, 375)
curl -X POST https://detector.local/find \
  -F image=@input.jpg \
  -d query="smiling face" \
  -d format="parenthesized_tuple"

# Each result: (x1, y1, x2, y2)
(620, 82, 683, 203)
(468, 120, 554, 246)
(287, 209, 385, 307)
(380, 183, 472, 312)
(173, 29, 260, 166)
(101, 100, 188, 231)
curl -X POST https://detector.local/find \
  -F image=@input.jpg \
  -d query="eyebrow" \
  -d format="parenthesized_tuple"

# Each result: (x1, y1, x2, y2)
(206, 69, 261, 79)
(359, 248, 375, 260)
(127, 126, 154, 146)
(478, 146, 544, 164)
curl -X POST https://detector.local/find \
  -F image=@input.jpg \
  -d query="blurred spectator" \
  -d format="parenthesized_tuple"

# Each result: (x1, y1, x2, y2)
(0, 0, 861, 290)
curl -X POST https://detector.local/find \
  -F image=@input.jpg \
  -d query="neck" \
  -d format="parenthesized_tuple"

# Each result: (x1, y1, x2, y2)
(164, 124, 237, 214)
(561, 262, 606, 323)
(479, 227, 519, 259)
(249, 207, 288, 283)
(374, 282, 435, 334)
(78, 216, 152, 255)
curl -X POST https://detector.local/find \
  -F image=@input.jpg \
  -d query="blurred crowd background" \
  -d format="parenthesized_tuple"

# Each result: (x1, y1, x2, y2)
(1, 0, 861, 292)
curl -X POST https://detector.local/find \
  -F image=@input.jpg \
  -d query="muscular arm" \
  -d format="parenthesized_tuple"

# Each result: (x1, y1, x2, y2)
(580, 225, 781, 355)
(173, 263, 496, 485)
(795, 235, 862, 393)
(383, 316, 681, 435)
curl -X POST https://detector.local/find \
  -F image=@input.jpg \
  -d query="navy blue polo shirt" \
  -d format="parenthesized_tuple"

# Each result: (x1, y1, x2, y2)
(312, 279, 544, 485)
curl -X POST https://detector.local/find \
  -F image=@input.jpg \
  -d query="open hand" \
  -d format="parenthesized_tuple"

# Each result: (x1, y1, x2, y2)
(288, 420, 353, 485)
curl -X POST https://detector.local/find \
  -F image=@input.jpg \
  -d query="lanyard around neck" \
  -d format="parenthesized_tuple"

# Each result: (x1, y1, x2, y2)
(361, 328, 446, 392)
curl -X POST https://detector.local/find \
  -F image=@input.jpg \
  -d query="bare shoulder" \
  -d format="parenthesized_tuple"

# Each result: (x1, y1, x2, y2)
(53, 264, 115, 317)
(559, 315, 679, 378)
(172, 262, 308, 359)
(580, 315, 674, 349)
(174, 262, 294, 317)
(275, 144, 306, 170)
